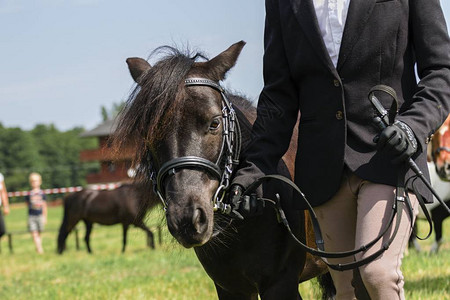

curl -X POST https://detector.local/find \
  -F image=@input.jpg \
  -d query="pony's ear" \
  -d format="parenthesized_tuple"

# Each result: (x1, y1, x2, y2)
(200, 41, 246, 81)
(126, 57, 151, 84)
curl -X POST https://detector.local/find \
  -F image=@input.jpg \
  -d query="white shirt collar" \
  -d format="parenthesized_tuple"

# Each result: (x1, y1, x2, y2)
(313, 0, 351, 67)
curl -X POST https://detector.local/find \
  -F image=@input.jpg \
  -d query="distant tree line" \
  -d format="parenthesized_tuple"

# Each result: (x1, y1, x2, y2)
(0, 123, 99, 202)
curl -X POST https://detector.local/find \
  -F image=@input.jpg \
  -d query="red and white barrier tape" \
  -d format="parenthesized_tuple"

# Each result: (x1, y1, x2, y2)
(7, 183, 122, 197)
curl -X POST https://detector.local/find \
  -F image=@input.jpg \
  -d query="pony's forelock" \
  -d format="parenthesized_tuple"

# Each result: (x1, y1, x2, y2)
(112, 47, 207, 172)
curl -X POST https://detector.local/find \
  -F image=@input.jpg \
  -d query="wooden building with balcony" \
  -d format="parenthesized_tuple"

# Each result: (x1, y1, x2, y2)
(80, 119, 134, 184)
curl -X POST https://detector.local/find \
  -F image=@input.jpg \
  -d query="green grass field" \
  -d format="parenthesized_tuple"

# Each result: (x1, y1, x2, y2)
(0, 204, 449, 299)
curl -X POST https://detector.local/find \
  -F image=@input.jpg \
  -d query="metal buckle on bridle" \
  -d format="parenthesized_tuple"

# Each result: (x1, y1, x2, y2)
(212, 184, 232, 214)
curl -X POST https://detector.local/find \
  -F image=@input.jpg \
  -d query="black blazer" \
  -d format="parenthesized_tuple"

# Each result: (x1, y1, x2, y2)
(233, 0, 450, 207)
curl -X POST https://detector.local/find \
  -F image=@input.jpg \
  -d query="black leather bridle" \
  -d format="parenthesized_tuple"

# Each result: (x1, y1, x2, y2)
(151, 77, 241, 213)
(433, 146, 450, 160)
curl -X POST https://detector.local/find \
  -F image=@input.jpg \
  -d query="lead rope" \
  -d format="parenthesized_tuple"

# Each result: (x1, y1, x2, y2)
(245, 174, 403, 271)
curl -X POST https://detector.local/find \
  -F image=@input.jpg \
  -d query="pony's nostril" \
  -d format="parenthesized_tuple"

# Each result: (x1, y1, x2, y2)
(193, 208, 207, 234)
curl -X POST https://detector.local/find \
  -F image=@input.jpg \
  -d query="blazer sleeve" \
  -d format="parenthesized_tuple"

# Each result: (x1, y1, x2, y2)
(233, 0, 299, 189)
(396, 0, 450, 151)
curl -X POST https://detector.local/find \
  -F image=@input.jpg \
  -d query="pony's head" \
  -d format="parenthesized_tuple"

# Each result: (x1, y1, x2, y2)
(114, 41, 245, 247)
(431, 115, 450, 180)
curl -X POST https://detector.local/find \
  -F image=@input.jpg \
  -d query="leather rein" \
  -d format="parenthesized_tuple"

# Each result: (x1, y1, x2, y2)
(150, 78, 241, 213)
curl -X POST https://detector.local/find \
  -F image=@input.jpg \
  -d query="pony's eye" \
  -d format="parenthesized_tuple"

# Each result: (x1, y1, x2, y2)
(209, 118, 221, 131)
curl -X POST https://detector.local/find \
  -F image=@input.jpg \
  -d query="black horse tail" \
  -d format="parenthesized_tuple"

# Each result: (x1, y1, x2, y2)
(57, 192, 76, 254)
(317, 272, 336, 300)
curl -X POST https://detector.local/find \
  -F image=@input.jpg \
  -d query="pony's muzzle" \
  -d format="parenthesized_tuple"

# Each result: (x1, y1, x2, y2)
(166, 201, 213, 248)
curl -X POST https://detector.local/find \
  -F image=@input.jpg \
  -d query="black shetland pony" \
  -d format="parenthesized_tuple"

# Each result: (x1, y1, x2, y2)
(113, 41, 334, 299)
(428, 115, 450, 252)
(57, 184, 157, 254)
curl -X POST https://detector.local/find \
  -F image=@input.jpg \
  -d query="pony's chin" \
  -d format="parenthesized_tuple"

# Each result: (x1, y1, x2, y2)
(168, 223, 213, 248)
(176, 235, 210, 248)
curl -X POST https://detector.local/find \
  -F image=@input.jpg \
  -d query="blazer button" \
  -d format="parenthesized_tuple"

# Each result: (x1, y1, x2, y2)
(335, 110, 343, 120)
(333, 79, 340, 87)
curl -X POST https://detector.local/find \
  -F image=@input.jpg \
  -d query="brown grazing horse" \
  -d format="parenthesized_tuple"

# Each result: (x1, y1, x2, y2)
(431, 114, 450, 180)
(410, 114, 450, 253)
(113, 41, 333, 299)
(429, 114, 450, 252)
(57, 184, 157, 254)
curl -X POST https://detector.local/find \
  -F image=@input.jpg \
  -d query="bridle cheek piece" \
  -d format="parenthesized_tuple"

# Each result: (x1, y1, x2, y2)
(149, 78, 241, 213)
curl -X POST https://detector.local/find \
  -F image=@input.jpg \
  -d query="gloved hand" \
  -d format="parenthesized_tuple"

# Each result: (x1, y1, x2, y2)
(228, 184, 264, 220)
(376, 120, 418, 164)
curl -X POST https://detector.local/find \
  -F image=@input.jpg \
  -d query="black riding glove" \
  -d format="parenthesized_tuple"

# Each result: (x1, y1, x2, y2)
(228, 184, 264, 220)
(377, 120, 418, 164)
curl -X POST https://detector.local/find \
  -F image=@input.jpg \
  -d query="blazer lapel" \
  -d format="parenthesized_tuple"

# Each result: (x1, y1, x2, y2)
(289, 0, 338, 76)
(337, 0, 376, 70)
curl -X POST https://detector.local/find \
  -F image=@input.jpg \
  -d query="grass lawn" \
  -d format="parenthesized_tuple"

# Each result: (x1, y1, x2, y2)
(0, 204, 449, 299)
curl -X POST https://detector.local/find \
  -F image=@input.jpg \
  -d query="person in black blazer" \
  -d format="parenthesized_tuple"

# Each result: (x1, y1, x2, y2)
(231, 0, 450, 299)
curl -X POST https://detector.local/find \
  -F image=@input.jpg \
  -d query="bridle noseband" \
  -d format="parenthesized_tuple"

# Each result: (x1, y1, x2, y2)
(150, 77, 241, 213)
(433, 146, 450, 159)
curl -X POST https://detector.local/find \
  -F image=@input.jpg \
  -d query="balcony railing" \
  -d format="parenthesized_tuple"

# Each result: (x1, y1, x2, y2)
(80, 147, 134, 161)
(85, 171, 129, 184)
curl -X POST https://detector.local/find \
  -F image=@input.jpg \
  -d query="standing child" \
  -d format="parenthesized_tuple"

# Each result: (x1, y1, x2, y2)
(25, 172, 47, 254)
